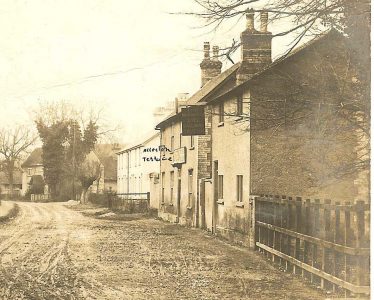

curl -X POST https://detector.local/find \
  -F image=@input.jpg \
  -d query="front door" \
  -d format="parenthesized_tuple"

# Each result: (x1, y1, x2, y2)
(213, 161, 218, 234)
(177, 178, 181, 223)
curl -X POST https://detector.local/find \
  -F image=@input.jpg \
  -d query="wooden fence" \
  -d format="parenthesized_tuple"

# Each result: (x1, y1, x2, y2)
(253, 195, 370, 297)
(108, 192, 150, 212)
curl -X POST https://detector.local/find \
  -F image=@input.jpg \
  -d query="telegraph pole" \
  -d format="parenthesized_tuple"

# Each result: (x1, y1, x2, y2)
(72, 122, 76, 200)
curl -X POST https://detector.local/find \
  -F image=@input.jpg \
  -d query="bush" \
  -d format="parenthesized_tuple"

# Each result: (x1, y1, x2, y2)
(88, 192, 149, 214)
(88, 193, 108, 206)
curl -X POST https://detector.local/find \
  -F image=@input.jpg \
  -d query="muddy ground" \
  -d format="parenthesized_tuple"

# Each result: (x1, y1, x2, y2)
(0, 201, 328, 299)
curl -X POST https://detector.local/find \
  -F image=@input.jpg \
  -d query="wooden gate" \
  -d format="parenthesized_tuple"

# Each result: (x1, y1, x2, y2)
(253, 195, 370, 296)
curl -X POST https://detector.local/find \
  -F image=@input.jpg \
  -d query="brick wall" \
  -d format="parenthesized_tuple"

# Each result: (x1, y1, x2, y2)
(197, 105, 213, 179)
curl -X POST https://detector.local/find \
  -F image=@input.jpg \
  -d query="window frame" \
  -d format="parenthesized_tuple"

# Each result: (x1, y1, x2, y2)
(188, 169, 193, 207)
(190, 136, 194, 149)
(171, 135, 174, 151)
(218, 102, 224, 123)
(170, 171, 174, 203)
(237, 93, 243, 116)
(161, 172, 165, 204)
(218, 174, 224, 200)
(236, 175, 243, 203)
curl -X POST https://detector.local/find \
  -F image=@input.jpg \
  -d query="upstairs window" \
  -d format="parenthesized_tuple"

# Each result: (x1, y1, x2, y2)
(237, 94, 243, 116)
(218, 175, 224, 199)
(188, 169, 193, 207)
(236, 175, 243, 202)
(219, 102, 224, 123)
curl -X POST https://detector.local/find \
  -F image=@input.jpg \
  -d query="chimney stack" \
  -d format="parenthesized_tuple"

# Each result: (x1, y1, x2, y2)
(200, 42, 222, 87)
(260, 11, 269, 32)
(246, 8, 255, 31)
(203, 41, 210, 59)
(236, 9, 273, 85)
(212, 46, 219, 61)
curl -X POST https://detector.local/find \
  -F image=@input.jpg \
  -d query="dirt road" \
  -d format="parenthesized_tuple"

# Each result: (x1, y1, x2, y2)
(0, 201, 327, 299)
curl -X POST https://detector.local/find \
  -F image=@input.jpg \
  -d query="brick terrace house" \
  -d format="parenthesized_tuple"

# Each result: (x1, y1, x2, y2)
(156, 44, 241, 226)
(156, 10, 368, 246)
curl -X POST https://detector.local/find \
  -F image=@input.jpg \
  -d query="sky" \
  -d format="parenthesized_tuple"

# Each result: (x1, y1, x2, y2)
(0, 0, 297, 145)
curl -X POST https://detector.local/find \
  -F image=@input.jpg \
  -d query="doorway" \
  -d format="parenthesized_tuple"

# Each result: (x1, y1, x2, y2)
(213, 160, 218, 234)
(176, 168, 181, 223)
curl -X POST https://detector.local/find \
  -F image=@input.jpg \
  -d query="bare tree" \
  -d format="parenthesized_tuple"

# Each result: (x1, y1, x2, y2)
(184, 0, 370, 59)
(33, 100, 121, 142)
(0, 126, 37, 197)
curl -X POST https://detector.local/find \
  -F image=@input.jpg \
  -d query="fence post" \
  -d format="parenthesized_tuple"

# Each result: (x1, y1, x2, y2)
(251, 196, 257, 251)
(293, 197, 302, 274)
(321, 199, 332, 290)
(344, 201, 352, 297)
(273, 195, 281, 264)
(258, 196, 263, 253)
(311, 199, 320, 284)
(303, 199, 311, 279)
(286, 196, 292, 272)
(332, 201, 341, 292)
(270, 195, 276, 262)
(355, 200, 365, 289)
(279, 195, 287, 268)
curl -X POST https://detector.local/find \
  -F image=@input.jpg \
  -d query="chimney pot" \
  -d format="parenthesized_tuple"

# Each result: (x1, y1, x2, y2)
(212, 46, 219, 61)
(203, 42, 210, 59)
(260, 11, 269, 32)
(200, 42, 222, 87)
(246, 8, 255, 31)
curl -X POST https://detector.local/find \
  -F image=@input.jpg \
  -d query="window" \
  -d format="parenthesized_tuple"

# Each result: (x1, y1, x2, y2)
(219, 102, 224, 123)
(133, 149, 138, 167)
(188, 169, 193, 207)
(171, 136, 174, 151)
(218, 175, 224, 199)
(190, 136, 194, 148)
(161, 172, 165, 203)
(170, 171, 174, 203)
(237, 94, 243, 116)
(179, 133, 182, 148)
(27, 168, 32, 176)
(236, 175, 243, 202)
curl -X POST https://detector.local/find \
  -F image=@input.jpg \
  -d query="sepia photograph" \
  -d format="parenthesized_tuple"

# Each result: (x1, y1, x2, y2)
(0, 0, 370, 299)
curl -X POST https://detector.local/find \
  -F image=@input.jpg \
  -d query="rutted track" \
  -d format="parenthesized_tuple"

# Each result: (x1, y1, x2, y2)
(0, 202, 83, 299)
(0, 201, 327, 300)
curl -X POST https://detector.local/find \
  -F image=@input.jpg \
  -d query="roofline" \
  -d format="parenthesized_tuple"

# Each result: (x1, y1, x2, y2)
(155, 63, 240, 130)
(155, 112, 181, 131)
(116, 132, 160, 154)
(209, 29, 342, 105)
(21, 163, 43, 168)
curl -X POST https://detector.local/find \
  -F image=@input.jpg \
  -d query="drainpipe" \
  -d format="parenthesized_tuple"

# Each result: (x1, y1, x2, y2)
(127, 151, 130, 193)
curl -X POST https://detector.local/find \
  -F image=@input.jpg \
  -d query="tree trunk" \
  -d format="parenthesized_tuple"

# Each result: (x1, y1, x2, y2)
(6, 161, 15, 199)
(8, 172, 14, 199)
(80, 188, 88, 204)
